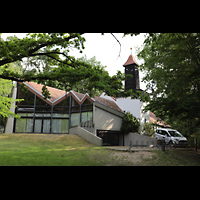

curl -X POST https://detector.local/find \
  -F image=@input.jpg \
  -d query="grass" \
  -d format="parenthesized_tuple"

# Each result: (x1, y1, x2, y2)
(0, 134, 200, 166)
(140, 149, 200, 166)
(0, 133, 121, 166)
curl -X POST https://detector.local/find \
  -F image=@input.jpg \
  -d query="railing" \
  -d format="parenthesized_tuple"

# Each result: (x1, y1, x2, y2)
(80, 120, 94, 129)
(79, 120, 95, 134)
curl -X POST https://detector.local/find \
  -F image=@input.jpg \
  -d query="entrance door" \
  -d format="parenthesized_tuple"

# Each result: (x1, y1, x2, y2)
(97, 130, 121, 146)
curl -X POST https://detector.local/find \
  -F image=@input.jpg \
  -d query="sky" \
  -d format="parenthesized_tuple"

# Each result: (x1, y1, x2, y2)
(1, 33, 146, 90)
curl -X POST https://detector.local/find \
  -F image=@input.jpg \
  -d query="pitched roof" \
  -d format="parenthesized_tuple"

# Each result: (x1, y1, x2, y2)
(123, 54, 138, 66)
(24, 81, 67, 103)
(23, 81, 67, 106)
(22, 82, 123, 113)
(94, 95, 123, 113)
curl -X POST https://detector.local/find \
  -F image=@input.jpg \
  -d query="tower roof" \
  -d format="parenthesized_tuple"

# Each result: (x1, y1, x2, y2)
(123, 54, 138, 66)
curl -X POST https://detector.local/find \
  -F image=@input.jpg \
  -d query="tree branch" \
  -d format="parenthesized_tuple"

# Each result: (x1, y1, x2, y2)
(0, 74, 23, 82)
(0, 33, 85, 67)
(30, 51, 76, 67)
(111, 33, 121, 60)
(27, 33, 84, 55)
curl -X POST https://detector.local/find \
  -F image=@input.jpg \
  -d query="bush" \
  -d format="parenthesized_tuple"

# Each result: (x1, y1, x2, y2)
(120, 112, 140, 134)
(142, 122, 155, 136)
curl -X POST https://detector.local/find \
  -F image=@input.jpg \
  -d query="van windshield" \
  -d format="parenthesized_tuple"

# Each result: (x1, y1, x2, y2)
(168, 131, 182, 137)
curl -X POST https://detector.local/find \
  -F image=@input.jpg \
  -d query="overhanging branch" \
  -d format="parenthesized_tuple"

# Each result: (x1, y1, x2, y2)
(0, 75, 23, 82)
(111, 33, 121, 60)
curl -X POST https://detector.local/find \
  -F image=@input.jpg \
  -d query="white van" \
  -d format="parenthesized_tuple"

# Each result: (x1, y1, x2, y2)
(155, 128, 188, 148)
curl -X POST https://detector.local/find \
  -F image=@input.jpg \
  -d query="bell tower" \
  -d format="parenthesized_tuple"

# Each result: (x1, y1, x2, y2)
(123, 49, 140, 92)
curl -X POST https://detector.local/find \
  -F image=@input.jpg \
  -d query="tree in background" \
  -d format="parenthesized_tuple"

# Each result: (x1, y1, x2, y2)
(0, 62, 22, 126)
(120, 112, 140, 134)
(0, 33, 127, 98)
(124, 33, 200, 138)
(0, 33, 130, 120)
(41, 55, 109, 96)
(142, 122, 155, 136)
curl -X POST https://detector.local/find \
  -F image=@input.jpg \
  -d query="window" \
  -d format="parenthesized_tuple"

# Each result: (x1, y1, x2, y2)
(35, 96, 51, 112)
(162, 130, 168, 136)
(168, 130, 182, 137)
(53, 97, 69, 113)
(15, 118, 33, 133)
(81, 111, 93, 123)
(52, 119, 69, 133)
(17, 83, 35, 106)
(156, 129, 163, 135)
(34, 119, 42, 133)
(71, 97, 80, 112)
(82, 101, 93, 111)
(43, 119, 51, 133)
(71, 113, 80, 127)
(52, 113, 69, 118)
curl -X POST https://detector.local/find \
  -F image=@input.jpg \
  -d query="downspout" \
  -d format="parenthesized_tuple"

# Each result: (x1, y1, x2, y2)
(50, 103, 53, 134)
(32, 93, 36, 133)
(69, 93, 72, 132)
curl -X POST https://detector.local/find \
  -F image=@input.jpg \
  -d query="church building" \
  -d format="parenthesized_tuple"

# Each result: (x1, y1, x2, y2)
(5, 52, 169, 146)
(100, 52, 170, 133)
(100, 52, 149, 131)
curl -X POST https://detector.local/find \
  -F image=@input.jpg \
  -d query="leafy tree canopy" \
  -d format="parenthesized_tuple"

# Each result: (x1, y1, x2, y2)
(0, 62, 23, 125)
(124, 33, 200, 136)
(41, 55, 109, 96)
(0, 33, 129, 98)
(0, 33, 137, 121)
(120, 112, 140, 134)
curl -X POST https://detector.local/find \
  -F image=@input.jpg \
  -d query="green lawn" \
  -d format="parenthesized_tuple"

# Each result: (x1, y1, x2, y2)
(0, 134, 114, 166)
(0, 134, 200, 166)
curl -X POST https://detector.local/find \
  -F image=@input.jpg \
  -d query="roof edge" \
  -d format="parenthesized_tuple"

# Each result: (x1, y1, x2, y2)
(23, 82, 53, 105)
(94, 101, 125, 118)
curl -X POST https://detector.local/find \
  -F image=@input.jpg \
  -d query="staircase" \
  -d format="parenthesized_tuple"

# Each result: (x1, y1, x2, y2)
(70, 120, 102, 146)
(79, 120, 95, 134)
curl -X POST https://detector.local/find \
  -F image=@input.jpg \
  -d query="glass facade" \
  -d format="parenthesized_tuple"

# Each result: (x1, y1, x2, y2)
(52, 119, 69, 133)
(14, 83, 93, 134)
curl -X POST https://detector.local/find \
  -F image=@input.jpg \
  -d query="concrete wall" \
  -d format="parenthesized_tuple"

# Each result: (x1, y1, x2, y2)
(94, 106, 123, 132)
(69, 126, 102, 146)
(124, 132, 157, 146)
(116, 97, 141, 119)
(139, 101, 150, 132)
(99, 92, 151, 134)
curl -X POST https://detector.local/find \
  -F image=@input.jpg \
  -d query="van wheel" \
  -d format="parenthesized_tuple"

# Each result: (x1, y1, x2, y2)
(168, 141, 174, 148)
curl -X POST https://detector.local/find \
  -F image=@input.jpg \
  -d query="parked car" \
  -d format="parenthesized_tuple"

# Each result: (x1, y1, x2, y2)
(155, 128, 188, 148)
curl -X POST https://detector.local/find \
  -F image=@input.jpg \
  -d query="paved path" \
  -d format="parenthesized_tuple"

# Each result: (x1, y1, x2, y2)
(105, 146, 161, 152)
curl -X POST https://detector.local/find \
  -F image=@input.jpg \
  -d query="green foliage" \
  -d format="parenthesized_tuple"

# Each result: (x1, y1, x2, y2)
(142, 122, 155, 136)
(120, 112, 140, 134)
(0, 63, 23, 125)
(128, 33, 200, 137)
(41, 85, 51, 100)
(41, 55, 111, 97)
(1, 33, 138, 118)
(0, 33, 130, 99)
(0, 33, 132, 123)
